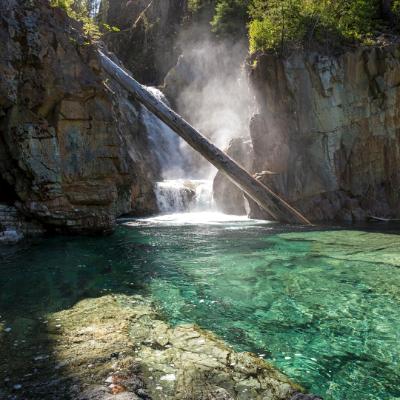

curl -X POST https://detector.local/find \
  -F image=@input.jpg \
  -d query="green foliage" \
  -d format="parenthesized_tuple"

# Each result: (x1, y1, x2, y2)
(81, 17, 101, 40)
(101, 23, 120, 33)
(50, 0, 400, 53)
(188, 0, 205, 13)
(249, 0, 305, 52)
(211, 0, 250, 36)
(50, 0, 73, 11)
(392, 0, 400, 21)
(50, 0, 101, 40)
(326, 0, 381, 40)
(248, 0, 384, 53)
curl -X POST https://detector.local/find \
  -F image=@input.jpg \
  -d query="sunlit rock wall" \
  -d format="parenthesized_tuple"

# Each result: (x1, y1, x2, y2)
(247, 46, 400, 222)
(0, 0, 159, 234)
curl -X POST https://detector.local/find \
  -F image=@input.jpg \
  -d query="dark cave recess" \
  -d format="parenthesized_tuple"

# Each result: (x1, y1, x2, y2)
(0, 178, 17, 205)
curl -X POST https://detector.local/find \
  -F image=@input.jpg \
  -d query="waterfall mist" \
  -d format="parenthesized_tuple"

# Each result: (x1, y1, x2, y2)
(165, 31, 255, 179)
(146, 27, 256, 216)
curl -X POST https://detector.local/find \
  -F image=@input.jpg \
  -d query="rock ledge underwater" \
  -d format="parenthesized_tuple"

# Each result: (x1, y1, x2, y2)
(0, 294, 321, 400)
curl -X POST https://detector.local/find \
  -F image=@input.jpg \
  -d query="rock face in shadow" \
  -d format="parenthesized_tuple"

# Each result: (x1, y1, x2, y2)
(100, 0, 188, 85)
(0, 293, 314, 399)
(0, 204, 44, 243)
(0, 0, 160, 234)
(213, 138, 253, 215)
(245, 47, 400, 222)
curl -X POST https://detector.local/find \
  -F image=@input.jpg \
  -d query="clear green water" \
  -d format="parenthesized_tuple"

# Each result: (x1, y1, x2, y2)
(0, 221, 400, 399)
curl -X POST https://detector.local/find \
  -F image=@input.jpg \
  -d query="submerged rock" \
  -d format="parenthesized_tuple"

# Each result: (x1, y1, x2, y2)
(0, 294, 315, 399)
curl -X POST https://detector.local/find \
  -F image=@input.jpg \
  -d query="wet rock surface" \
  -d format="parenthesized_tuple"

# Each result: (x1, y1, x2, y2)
(0, 294, 308, 399)
(0, 204, 44, 243)
(0, 0, 159, 234)
(213, 138, 253, 215)
(247, 47, 400, 222)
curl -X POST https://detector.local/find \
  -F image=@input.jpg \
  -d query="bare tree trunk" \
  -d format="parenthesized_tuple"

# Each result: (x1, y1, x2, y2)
(99, 50, 312, 225)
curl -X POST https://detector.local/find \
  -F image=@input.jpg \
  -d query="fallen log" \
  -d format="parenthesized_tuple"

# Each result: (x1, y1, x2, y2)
(99, 50, 312, 225)
(368, 216, 400, 222)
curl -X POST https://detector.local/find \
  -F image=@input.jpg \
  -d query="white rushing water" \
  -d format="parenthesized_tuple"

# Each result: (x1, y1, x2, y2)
(125, 178, 266, 225)
(141, 87, 188, 179)
(139, 86, 256, 225)
(154, 179, 214, 213)
(139, 178, 264, 226)
(125, 212, 268, 226)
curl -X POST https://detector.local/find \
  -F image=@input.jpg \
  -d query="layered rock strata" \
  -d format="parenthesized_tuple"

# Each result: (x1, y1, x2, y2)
(248, 47, 400, 222)
(0, 0, 159, 235)
(0, 204, 44, 243)
(215, 46, 400, 222)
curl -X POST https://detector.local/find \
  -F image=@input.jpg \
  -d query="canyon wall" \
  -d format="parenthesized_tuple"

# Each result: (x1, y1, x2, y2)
(249, 46, 400, 222)
(0, 0, 159, 235)
(216, 45, 400, 222)
(100, 0, 188, 85)
(3, 1, 399, 230)
(99, 1, 400, 223)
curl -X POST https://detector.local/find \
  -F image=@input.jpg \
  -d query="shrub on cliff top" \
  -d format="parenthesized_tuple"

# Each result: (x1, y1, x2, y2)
(50, 0, 101, 39)
(211, 0, 250, 36)
(188, 0, 210, 14)
(211, 0, 397, 53)
(393, 0, 400, 21)
(248, 0, 383, 53)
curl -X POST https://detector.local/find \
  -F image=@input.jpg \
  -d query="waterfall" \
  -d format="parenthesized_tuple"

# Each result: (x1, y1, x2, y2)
(141, 87, 187, 179)
(132, 87, 257, 223)
(140, 86, 251, 218)
(154, 179, 213, 214)
(140, 86, 215, 215)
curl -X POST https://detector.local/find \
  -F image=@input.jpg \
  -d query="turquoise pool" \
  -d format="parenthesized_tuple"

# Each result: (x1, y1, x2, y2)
(0, 220, 399, 399)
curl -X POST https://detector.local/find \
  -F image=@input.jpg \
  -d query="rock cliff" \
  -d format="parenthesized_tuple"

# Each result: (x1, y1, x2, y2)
(249, 46, 400, 222)
(100, 0, 188, 85)
(216, 46, 400, 222)
(0, 0, 160, 235)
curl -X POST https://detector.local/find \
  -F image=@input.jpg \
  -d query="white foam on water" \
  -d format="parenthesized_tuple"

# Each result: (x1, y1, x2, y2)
(123, 211, 271, 227)
(154, 179, 214, 214)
